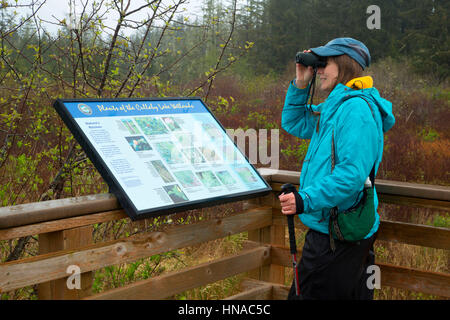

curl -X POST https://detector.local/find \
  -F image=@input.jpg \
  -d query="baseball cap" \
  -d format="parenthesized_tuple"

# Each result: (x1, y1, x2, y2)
(310, 38, 371, 70)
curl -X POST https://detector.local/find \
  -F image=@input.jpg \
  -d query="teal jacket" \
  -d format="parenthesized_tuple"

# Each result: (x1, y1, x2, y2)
(282, 77, 395, 238)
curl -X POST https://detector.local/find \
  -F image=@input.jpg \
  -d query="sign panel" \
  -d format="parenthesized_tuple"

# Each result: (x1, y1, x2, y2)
(53, 98, 271, 220)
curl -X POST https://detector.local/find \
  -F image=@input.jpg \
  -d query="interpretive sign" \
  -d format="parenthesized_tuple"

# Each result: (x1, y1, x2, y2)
(53, 98, 271, 220)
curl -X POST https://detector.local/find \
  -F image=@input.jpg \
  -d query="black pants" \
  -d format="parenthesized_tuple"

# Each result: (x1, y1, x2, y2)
(288, 229, 377, 300)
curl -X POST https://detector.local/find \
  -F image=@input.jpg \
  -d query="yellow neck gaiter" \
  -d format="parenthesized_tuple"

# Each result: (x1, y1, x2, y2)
(345, 76, 373, 90)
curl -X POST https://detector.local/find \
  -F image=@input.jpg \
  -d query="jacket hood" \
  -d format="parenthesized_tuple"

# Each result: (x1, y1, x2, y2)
(364, 85, 395, 133)
(326, 76, 395, 133)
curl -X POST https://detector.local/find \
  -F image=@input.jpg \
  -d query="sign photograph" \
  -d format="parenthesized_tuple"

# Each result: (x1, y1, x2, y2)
(53, 98, 271, 220)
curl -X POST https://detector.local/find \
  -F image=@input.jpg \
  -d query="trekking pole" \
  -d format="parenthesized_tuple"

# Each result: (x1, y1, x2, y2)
(280, 183, 300, 297)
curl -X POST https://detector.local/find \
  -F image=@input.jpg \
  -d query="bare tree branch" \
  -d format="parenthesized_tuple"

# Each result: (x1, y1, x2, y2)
(0, 0, 47, 38)
(127, 0, 187, 97)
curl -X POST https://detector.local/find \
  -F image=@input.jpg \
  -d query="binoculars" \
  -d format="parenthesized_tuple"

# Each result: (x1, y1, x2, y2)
(295, 51, 327, 68)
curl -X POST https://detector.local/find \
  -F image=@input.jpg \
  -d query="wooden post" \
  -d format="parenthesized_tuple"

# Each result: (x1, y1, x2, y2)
(38, 226, 93, 300)
(266, 192, 286, 285)
(245, 191, 285, 285)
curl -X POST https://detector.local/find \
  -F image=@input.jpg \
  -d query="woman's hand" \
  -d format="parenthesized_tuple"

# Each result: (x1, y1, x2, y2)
(296, 50, 314, 88)
(279, 192, 297, 215)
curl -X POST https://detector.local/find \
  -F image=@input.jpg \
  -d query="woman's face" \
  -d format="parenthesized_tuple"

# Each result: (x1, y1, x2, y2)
(317, 58, 339, 92)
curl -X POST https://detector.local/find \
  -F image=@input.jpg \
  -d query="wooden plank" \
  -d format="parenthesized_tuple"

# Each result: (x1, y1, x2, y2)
(271, 245, 302, 268)
(272, 208, 449, 250)
(246, 198, 269, 281)
(257, 168, 300, 185)
(272, 213, 307, 230)
(267, 193, 286, 285)
(269, 222, 285, 284)
(248, 226, 271, 281)
(38, 226, 94, 300)
(272, 190, 450, 211)
(242, 240, 264, 250)
(380, 263, 450, 298)
(270, 245, 450, 298)
(0, 207, 272, 292)
(375, 180, 450, 202)
(377, 220, 450, 250)
(0, 210, 127, 241)
(37, 231, 64, 300)
(270, 182, 297, 193)
(60, 226, 93, 299)
(0, 193, 119, 229)
(272, 183, 450, 207)
(225, 284, 272, 300)
(256, 168, 276, 181)
(1, 169, 447, 229)
(271, 194, 282, 210)
(239, 278, 270, 290)
(272, 283, 289, 300)
(246, 193, 285, 284)
(378, 193, 450, 211)
(250, 193, 285, 284)
(265, 170, 450, 202)
(238, 278, 289, 300)
(85, 246, 271, 300)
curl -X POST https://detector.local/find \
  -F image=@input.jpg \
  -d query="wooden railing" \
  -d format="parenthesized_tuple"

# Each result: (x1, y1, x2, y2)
(0, 168, 449, 299)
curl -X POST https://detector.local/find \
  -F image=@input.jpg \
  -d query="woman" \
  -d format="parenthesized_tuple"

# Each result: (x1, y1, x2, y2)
(279, 38, 395, 300)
